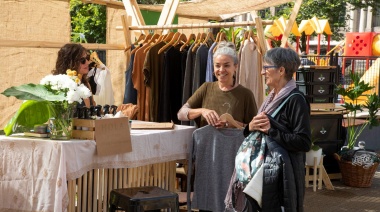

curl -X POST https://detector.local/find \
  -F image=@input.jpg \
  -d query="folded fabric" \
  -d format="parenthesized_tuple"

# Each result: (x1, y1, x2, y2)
(243, 165, 264, 207)
(117, 103, 139, 120)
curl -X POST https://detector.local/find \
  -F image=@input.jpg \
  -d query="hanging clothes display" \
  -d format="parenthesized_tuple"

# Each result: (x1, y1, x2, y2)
(238, 38, 264, 109)
(123, 25, 266, 123)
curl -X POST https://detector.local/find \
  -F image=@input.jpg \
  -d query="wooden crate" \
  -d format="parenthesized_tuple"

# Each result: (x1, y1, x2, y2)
(72, 118, 96, 140)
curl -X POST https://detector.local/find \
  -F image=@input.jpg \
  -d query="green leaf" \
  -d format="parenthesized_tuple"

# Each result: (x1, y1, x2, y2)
(3, 100, 51, 136)
(1, 84, 66, 102)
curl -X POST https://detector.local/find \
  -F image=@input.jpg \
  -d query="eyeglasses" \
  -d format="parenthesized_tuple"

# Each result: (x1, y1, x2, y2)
(262, 65, 278, 71)
(79, 55, 90, 65)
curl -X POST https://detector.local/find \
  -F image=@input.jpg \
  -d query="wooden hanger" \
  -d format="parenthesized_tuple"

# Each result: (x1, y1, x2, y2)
(143, 33, 161, 54)
(219, 113, 244, 129)
(125, 33, 146, 52)
(90, 51, 104, 67)
(202, 31, 215, 45)
(163, 31, 175, 43)
(158, 32, 181, 54)
(213, 32, 228, 53)
(173, 33, 187, 47)
(192, 32, 207, 52)
(219, 32, 227, 42)
(215, 31, 222, 42)
(131, 34, 152, 55)
(241, 31, 249, 46)
(180, 33, 196, 52)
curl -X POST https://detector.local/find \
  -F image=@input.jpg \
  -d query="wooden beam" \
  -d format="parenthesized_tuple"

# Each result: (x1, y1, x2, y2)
(121, 15, 132, 50)
(81, 0, 123, 8)
(156, 0, 179, 34)
(255, 17, 268, 55)
(280, 0, 303, 48)
(0, 40, 124, 50)
(122, 0, 148, 35)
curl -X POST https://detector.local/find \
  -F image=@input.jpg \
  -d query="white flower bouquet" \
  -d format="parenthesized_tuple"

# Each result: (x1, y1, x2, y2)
(2, 69, 92, 138)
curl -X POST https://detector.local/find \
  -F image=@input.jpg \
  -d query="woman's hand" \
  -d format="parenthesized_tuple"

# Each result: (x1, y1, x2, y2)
(201, 109, 221, 127)
(249, 112, 271, 134)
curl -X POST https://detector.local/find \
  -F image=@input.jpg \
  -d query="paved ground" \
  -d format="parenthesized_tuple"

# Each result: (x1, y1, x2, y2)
(304, 168, 380, 212)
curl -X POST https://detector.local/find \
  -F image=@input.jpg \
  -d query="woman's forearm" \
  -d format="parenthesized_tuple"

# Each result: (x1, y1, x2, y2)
(177, 103, 204, 121)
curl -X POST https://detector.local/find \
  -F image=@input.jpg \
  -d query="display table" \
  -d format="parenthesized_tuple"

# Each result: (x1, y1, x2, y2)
(0, 124, 195, 212)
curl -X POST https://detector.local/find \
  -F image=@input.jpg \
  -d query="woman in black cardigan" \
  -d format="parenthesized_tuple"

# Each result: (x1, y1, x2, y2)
(243, 47, 311, 212)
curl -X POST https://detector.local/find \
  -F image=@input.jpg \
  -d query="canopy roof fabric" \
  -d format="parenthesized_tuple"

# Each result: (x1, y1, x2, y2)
(264, 16, 301, 37)
(298, 16, 332, 35)
(138, 0, 293, 20)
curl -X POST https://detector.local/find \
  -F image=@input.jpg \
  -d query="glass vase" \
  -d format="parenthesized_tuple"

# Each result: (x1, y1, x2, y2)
(48, 102, 75, 140)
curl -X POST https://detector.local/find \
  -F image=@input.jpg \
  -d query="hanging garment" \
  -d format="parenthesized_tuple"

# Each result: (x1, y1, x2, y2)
(123, 45, 137, 104)
(88, 64, 115, 106)
(239, 39, 264, 109)
(132, 44, 150, 120)
(182, 42, 197, 105)
(143, 41, 166, 122)
(187, 125, 245, 212)
(205, 42, 217, 82)
(158, 45, 184, 124)
(192, 44, 209, 94)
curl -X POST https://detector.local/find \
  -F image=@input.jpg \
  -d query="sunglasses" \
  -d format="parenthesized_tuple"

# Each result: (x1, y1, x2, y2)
(79, 55, 90, 65)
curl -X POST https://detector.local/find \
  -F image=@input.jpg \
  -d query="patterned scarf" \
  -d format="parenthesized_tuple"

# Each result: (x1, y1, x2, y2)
(259, 79, 297, 115)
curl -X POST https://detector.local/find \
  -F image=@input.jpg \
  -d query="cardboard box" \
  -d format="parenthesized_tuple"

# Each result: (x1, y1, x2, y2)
(72, 117, 132, 156)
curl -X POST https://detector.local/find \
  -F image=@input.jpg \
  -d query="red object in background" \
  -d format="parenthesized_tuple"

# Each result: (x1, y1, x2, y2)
(344, 32, 377, 56)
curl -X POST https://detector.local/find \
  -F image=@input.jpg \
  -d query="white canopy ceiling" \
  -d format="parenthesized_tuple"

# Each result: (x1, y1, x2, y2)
(138, 0, 293, 20)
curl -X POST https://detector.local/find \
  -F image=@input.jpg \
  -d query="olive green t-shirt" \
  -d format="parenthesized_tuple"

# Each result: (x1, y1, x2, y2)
(187, 82, 257, 127)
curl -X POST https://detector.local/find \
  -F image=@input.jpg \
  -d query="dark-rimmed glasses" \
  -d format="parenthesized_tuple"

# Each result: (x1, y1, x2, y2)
(262, 65, 278, 71)
(79, 55, 90, 65)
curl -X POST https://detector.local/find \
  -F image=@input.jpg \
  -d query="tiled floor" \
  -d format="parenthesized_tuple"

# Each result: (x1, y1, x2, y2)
(304, 168, 380, 212)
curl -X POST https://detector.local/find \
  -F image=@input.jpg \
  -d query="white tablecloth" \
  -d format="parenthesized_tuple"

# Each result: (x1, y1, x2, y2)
(0, 124, 195, 212)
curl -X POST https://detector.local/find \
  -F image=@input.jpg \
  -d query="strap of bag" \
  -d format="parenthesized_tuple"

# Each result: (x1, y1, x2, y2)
(270, 93, 305, 118)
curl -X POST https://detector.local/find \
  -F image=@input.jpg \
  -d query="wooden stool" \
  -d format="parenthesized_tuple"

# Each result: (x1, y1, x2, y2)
(109, 186, 179, 212)
(305, 156, 334, 191)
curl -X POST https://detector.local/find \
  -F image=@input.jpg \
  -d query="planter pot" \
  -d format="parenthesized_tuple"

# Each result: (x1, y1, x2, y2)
(305, 149, 323, 166)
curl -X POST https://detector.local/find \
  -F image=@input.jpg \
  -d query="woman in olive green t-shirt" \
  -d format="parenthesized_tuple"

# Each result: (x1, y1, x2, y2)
(177, 41, 257, 128)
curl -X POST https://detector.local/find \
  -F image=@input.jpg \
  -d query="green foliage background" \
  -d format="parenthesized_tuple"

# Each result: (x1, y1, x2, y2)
(70, 0, 106, 43)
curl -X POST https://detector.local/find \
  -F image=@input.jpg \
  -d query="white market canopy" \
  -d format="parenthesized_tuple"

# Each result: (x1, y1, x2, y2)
(85, 0, 294, 21)
(138, 0, 294, 20)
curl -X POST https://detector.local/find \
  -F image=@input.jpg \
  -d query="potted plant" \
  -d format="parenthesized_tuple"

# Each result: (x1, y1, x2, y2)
(334, 72, 380, 187)
(305, 130, 323, 166)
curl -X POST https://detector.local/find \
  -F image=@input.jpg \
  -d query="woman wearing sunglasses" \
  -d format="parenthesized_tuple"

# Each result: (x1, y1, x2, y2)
(52, 43, 96, 108)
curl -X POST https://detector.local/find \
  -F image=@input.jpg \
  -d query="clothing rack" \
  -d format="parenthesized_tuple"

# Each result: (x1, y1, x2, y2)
(121, 16, 273, 55)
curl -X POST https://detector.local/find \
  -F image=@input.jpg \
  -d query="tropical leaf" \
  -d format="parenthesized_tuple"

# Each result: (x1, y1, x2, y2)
(3, 100, 51, 136)
(1, 84, 66, 102)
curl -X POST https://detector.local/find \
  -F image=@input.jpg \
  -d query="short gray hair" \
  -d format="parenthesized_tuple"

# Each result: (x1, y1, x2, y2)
(213, 41, 238, 65)
(263, 47, 301, 80)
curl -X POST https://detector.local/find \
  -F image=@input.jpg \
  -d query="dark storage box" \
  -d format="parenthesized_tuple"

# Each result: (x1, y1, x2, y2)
(310, 114, 343, 140)
(297, 83, 335, 96)
(296, 67, 337, 83)
(311, 113, 345, 174)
